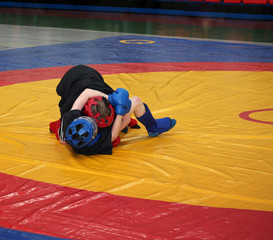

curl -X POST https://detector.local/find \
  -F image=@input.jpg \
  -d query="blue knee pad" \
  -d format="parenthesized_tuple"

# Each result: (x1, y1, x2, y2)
(148, 118, 176, 137)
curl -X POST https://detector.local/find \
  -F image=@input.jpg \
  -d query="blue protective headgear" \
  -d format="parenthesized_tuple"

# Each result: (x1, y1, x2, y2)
(65, 116, 98, 148)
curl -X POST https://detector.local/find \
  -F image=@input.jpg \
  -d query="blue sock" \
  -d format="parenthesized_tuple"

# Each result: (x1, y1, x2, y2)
(137, 103, 157, 132)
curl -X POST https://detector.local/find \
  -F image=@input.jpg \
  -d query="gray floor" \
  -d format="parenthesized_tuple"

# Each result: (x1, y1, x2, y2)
(0, 24, 130, 50)
(2, 23, 272, 52)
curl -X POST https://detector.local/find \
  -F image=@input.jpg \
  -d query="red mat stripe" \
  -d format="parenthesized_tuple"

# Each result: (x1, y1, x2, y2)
(0, 62, 272, 86)
(0, 172, 273, 239)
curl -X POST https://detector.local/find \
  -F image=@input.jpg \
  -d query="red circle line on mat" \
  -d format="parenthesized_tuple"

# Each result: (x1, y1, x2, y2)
(0, 62, 273, 87)
(239, 109, 273, 125)
(0, 172, 273, 239)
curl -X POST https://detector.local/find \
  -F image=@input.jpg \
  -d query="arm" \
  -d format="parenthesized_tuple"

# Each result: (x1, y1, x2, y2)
(111, 115, 123, 142)
(71, 88, 108, 111)
(111, 114, 131, 142)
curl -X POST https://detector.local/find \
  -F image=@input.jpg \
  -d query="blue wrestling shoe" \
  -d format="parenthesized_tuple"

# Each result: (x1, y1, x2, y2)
(148, 118, 177, 137)
(137, 103, 177, 137)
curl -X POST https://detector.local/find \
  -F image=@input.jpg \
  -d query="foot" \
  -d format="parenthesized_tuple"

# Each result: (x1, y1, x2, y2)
(148, 118, 176, 137)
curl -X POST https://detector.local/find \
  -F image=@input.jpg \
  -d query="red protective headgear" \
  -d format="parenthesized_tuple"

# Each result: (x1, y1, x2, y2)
(83, 96, 115, 128)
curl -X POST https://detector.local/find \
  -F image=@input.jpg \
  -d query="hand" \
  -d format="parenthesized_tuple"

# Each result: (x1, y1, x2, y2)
(108, 88, 131, 116)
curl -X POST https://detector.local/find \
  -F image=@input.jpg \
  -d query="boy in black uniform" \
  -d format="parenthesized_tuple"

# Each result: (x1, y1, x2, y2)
(50, 65, 176, 155)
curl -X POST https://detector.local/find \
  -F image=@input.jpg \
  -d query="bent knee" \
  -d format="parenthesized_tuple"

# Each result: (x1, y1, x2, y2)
(130, 96, 143, 107)
(129, 96, 145, 117)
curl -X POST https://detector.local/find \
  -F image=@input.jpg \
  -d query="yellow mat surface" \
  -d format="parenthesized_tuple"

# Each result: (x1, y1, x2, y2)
(0, 71, 273, 211)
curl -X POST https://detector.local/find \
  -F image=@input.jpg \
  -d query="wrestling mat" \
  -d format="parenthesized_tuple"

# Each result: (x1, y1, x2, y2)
(0, 35, 273, 239)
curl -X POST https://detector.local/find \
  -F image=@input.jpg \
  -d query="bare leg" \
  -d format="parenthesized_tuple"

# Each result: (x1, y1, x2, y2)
(127, 96, 146, 118)
(119, 96, 144, 131)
